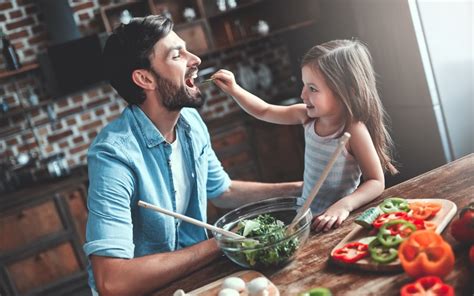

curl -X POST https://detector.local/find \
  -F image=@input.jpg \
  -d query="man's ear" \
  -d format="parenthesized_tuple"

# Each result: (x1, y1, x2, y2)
(132, 69, 155, 91)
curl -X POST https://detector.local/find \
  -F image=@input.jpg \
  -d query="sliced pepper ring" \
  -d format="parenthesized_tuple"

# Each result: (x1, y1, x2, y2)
(408, 201, 442, 220)
(368, 239, 398, 264)
(380, 197, 409, 213)
(400, 276, 454, 296)
(372, 211, 408, 229)
(377, 219, 416, 247)
(332, 242, 369, 264)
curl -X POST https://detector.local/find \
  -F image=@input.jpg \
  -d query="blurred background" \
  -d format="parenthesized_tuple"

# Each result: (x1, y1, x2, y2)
(0, 0, 472, 295)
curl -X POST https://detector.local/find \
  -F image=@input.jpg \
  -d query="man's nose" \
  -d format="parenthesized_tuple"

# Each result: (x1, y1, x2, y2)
(188, 51, 201, 67)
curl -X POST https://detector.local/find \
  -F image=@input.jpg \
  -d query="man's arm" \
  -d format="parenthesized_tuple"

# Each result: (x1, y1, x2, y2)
(211, 180, 303, 209)
(92, 239, 220, 296)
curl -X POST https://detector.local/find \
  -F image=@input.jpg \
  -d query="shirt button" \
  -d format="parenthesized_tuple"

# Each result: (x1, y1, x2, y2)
(191, 173, 195, 178)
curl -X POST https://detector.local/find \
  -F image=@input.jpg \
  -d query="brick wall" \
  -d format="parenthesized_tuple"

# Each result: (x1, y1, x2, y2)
(0, 0, 295, 173)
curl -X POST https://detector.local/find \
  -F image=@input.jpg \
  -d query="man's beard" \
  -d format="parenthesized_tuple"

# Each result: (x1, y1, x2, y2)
(151, 68, 205, 111)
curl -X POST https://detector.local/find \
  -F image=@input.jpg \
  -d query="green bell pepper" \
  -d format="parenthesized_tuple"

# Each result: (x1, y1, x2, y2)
(380, 197, 409, 213)
(368, 239, 399, 264)
(377, 219, 416, 247)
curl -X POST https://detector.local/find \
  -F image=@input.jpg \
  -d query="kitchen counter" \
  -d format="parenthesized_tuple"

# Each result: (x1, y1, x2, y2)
(153, 153, 473, 295)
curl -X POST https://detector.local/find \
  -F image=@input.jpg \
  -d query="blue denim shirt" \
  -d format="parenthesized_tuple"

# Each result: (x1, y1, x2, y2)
(83, 105, 231, 290)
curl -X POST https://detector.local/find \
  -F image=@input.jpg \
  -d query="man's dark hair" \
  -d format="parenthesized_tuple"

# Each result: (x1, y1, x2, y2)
(102, 15, 173, 105)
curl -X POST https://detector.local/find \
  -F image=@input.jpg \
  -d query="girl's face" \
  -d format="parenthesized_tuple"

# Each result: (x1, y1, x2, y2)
(300, 65, 345, 120)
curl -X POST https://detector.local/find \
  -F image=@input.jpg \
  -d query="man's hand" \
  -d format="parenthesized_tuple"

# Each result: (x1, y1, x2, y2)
(91, 239, 220, 296)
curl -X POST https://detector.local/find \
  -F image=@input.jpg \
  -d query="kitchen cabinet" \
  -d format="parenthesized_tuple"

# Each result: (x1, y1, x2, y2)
(0, 177, 89, 296)
(207, 112, 304, 183)
(101, 0, 320, 55)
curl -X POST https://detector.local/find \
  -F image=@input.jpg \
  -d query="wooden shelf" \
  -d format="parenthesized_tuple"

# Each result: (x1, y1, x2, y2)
(207, 0, 265, 19)
(0, 63, 40, 80)
(202, 19, 317, 56)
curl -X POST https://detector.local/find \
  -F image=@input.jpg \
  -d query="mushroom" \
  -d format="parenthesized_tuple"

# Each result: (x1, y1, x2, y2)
(173, 289, 188, 296)
(218, 288, 240, 296)
(222, 277, 246, 292)
(247, 277, 269, 296)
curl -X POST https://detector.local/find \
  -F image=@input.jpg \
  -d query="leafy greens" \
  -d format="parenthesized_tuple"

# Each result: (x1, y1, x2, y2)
(234, 214, 299, 267)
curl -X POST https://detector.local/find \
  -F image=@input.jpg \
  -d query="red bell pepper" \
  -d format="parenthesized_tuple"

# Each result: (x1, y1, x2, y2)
(400, 276, 454, 296)
(470, 245, 474, 266)
(332, 242, 369, 264)
(404, 216, 425, 230)
(450, 202, 474, 244)
(373, 212, 408, 229)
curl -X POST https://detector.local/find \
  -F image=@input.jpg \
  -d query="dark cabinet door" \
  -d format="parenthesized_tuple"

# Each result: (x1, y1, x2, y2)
(251, 121, 304, 182)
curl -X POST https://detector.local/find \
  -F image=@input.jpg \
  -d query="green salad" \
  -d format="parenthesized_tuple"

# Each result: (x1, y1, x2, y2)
(233, 214, 299, 267)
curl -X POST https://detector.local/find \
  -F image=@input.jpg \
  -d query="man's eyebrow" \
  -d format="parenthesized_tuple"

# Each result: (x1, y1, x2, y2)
(167, 44, 185, 56)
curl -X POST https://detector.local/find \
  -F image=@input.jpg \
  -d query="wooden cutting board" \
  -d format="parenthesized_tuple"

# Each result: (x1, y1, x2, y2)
(187, 270, 279, 296)
(329, 198, 457, 271)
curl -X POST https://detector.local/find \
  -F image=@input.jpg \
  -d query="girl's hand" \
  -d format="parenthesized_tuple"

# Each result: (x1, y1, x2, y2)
(211, 69, 240, 95)
(312, 203, 350, 233)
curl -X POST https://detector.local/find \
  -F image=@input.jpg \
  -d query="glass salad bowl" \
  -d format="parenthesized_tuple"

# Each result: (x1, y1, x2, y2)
(213, 197, 312, 269)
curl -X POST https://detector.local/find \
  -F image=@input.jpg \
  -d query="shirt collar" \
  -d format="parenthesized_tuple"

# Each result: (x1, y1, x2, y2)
(130, 105, 192, 148)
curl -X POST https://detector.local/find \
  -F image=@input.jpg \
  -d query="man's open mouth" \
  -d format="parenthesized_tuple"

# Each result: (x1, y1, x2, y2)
(306, 104, 315, 109)
(185, 72, 198, 88)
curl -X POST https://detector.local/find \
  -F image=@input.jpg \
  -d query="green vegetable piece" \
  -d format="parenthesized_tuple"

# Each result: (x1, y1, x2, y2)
(358, 236, 377, 245)
(298, 287, 332, 296)
(354, 207, 382, 228)
(368, 239, 398, 264)
(235, 214, 299, 267)
(377, 219, 416, 247)
(242, 219, 260, 237)
(380, 197, 409, 213)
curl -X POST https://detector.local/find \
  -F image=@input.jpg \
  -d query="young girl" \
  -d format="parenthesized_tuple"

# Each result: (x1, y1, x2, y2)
(211, 39, 398, 232)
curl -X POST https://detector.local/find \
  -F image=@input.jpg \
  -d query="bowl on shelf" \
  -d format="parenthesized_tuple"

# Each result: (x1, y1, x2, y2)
(213, 197, 312, 269)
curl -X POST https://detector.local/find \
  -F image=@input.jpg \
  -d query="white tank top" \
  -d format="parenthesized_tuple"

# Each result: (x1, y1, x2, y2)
(302, 120, 362, 215)
(170, 131, 191, 215)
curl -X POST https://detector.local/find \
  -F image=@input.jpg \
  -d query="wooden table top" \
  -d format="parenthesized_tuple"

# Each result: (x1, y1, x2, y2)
(153, 154, 474, 296)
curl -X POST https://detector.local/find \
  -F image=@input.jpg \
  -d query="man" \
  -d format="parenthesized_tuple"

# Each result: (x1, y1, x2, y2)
(84, 15, 302, 296)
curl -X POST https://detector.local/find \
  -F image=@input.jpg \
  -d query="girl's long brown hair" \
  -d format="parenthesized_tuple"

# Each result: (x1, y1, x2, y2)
(302, 39, 398, 174)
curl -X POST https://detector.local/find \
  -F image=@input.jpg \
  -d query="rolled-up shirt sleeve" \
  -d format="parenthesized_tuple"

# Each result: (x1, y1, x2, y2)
(83, 140, 136, 259)
(205, 145, 231, 199)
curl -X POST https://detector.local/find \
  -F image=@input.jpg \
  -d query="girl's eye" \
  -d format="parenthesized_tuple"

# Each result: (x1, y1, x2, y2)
(309, 86, 318, 92)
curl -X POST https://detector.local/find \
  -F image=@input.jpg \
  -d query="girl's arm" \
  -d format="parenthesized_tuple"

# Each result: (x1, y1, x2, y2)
(211, 69, 308, 125)
(312, 122, 385, 232)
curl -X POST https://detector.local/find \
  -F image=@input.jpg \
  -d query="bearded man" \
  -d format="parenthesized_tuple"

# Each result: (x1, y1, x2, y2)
(84, 15, 302, 296)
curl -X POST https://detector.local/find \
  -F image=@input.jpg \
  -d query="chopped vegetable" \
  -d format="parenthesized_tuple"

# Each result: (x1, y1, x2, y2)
(384, 219, 417, 238)
(450, 202, 474, 244)
(380, 197, 409, 213)
(234, 214, 299, 267)
(368, 239, 399, 264)
(372, 211, 408, 229)
(400, 276, 454, 296)
(398, 230, 455, 278)
(298, 287, 332, 296)
(422, 221, 437, 232)
(377, 219, 416, 247)
(332, 242, 369, 264)
(354, 207, 382, 229)
(408, 201, 442, 220)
